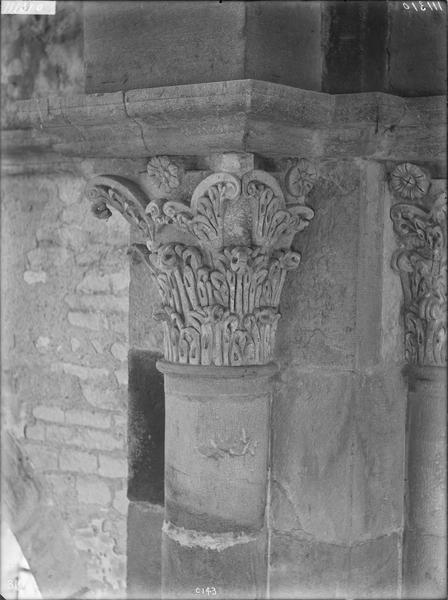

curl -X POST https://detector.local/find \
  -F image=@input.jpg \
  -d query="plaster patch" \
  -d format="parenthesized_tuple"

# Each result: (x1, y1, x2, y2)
(35, 336, 50, 349)
(24, 270, 47, 284)
(162, 521, 257, 552)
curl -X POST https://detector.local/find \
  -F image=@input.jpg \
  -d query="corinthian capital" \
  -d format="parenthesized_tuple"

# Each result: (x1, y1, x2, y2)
(390, 165, 447, 366)
(85, 164, 314, 366)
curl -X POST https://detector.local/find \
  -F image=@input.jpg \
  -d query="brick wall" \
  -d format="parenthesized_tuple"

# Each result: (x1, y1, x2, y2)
(1, 171, 129, 598)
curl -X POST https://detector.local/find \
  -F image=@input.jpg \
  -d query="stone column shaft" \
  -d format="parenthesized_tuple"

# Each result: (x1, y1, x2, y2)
(160, 362, 275, 598)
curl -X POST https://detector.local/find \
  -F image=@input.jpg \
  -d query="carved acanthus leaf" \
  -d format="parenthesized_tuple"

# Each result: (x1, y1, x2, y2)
(87, 168, 314, 366)
(391, 190, 447, 366)
(85, 175, 155, 242)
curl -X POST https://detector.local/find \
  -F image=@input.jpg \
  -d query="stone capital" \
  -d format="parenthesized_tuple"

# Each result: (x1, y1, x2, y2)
(389, 163, 447, 367)
(85, 155, 315, 367)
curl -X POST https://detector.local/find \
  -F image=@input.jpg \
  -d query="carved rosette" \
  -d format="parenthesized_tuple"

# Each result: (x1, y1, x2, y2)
(390, 180, 447, 367)
(85, 169, 314, 366)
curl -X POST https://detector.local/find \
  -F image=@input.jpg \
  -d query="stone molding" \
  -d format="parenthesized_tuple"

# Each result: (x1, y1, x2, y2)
(2, 80, 446, 171)
(86, 164, 314, 366)
(390, 164, 447, 367)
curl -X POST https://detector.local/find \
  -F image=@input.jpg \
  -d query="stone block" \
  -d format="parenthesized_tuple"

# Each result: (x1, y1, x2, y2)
(23, 442, 58, 471)
(60, 448, 98, 474)
(68, 310, 105, 331)
(110, 270, 130, 294)
(110, 342, 128, 362)
(32, 405, 65, 423)
(275, 160, 360, 369)
(46, 472, 78, 512)
(60, 362, 109, 381)
(348, 534, 400, 599)
(162, 530, 267, 600)
(77, 272, 112, 294)
(114, 368, 128, 387)
(322, 1, 388, 94)
(163, 367, 271, 533)
(25, 422, 46, 441)
(113, 488, 128, 516)
(350, 368, 407, 539)
(272, 369, 353, 542)
(65, 408, 111, 430)
(128, 350, 164, 504)
(81, 382, 126, 410)
(127, 502, 163, 599)
(65, 293, 129, 314)
(98, 454, 127, 479)
(45, 424, 122, 451)
(403, 531, 447, 599)
(23, 270, 47, 284)
(388, 1, 446, 96)
(269, 533, 349, 599)
(77, 477, 111, 505)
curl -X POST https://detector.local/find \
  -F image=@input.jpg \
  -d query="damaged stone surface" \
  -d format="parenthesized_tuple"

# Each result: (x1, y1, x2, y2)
(270, 159, 408, 597)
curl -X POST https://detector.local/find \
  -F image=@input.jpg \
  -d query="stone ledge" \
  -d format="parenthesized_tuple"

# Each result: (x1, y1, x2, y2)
(2, 80, 446, 171)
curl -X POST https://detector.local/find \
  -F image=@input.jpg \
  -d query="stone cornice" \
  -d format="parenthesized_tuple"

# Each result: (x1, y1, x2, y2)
(2, 80, 446, 170)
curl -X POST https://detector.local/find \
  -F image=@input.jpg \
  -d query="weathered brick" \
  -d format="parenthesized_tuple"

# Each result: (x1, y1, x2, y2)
(75, 244, 104, 266)
(25, 422, 45, 441)
(77, 273, 111, 294)
(98, 454, 127, 478)
(65, 409, 110, 429)
(106, 314, 128, 335)
(111, 342, 128, 362)
(71, 337, 81, 352)
(59, 226, 89, 251)
(65, 294, 129, 314)
(23, 270, 47, 284)
(27, 247, 70, 269)
(24, 443, 58, 471)
(60, 448, 98, 473)
(91, 340, 104, 353)
(35, 336, 50, 349)
(114, 368, 128, 387)
(45, 424, 123, 451)
(81, 383, 125, 410)
(113, 488, 128, 515)
(33, 405, 65, 423)
(77, 477, 111, 505)
(59, 363, 109, 381)
(113, 414, 127, 430)
(68, 311, 104, 331)
(110, 270, 130, 293)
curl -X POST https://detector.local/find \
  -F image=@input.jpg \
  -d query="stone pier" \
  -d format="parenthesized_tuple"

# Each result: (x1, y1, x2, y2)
(390, 166, 447, 598)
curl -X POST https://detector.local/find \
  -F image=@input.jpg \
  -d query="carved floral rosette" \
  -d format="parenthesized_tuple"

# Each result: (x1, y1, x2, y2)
(390, 190, 447, 366)
(85, 169, 314, 366)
